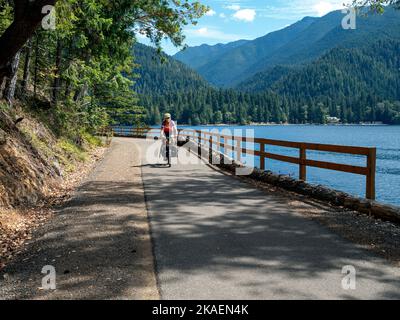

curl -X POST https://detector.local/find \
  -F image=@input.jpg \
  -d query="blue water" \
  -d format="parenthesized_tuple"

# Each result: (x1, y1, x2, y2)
(180, 125, 400, 206)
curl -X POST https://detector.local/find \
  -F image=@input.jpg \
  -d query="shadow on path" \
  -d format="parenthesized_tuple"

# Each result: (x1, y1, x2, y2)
(136, 139, 400, 300)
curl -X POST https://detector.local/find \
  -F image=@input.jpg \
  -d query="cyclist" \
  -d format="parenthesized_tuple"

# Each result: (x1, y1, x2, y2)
(160, 113, 177, 164)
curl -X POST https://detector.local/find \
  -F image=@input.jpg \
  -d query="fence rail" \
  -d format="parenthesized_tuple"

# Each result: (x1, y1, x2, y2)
(111, 126, 377, 200)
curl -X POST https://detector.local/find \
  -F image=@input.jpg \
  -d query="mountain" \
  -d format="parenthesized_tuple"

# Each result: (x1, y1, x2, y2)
(254, 39, 400, 124)
(133, 43, 284, 125)
(174, 7, 400, 87)
(173, 40, 249, 70)
(278, 39, 400, 100)
(134, 39, 400, 126)
(238, 39, 400, 101)
(236, 65, 297, 92)
(133, 43, 210, 96)
(174, 16, 318, 87)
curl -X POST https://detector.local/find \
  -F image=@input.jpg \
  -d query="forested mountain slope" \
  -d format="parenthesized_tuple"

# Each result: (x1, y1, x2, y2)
(175, 16, 318, 87)
(133, 44, 284, 125)
(134, 43, 210, 96)
(174, 7, 400, 87)
(173, 40, 249, 70)
(136, 39, 400, 125)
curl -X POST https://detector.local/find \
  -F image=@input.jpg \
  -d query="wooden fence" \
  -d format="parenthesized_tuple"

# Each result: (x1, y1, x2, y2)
(111, 126, 377, 200)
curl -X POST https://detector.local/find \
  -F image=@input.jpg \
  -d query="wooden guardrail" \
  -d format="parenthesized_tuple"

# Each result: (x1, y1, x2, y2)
(96, 127, 114, 146)
(112, 126, 151, 137)
(111, 126, 377, 200)
(178, 128, 377, 200)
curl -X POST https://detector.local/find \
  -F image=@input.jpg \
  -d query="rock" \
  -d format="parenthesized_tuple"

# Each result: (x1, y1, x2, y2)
(53, 160, 63, 177)
(370, 202, 400, 223)
(355, 199, 372, 214)
(295, 182, 314, 195)
(312, 185, 338, 202)
(343, 197, 361, 210)
(330, 191, 348, 206)
(14, 116, 24, 125)
(259, 171, 275, 183)
(249, 168, 264, 179)
(0, 129, 6, 145)
(266, 173, 280, 185)
(0, 110, 16, 133)
(278, 175, 297, 189)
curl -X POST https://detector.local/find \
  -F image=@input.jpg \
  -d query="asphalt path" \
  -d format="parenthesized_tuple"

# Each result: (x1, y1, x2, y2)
(137, 138, 400, 300)
(2, 137, 400, 300)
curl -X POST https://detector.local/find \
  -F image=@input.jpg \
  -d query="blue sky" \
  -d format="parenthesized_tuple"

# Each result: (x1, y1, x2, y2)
(138, 0, 347, 55)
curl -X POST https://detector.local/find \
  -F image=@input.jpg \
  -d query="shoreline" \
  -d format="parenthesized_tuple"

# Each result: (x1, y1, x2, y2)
(178, 123, 393, 127)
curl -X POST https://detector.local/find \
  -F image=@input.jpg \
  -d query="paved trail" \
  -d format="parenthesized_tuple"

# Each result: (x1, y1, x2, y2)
(136, 138, 400, 300)
(0, 138, 158, 300)
(1, 137, 400, 300)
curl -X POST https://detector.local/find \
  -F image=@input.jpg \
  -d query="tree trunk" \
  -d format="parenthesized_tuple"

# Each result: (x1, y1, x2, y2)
(0, 0, 57, 83)
(64, 80, 71, 98)
(73, 83, 88, 103)
(51, 40, 62, 106)
(4, 50, 22, 107)
(22, 38, 33, 92)
(0, 77, 6, 99)
(33, 34, 40, 98)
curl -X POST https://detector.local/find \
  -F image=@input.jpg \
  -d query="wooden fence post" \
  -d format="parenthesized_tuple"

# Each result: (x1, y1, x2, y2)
(231, 135, 235, 161)
(213, 133, 220, 165)
(366, 148, 376, 200)
(260, 143, 265, 171)
(236, 137, 241, 163)
(198, 131, 202, 159)
(209, 136, 213, 164)
(221, 135, 227, 165)
(299, 144, 307, 181)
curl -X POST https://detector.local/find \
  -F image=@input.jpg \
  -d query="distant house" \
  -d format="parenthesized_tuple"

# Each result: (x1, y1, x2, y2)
(327, 116, 340, 124)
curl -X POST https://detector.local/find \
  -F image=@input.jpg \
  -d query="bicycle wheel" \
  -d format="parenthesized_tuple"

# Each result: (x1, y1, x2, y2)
(166, 143, 171, 166)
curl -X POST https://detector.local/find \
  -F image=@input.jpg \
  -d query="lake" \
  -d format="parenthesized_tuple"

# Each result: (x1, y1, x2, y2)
(180, 125, 400, 207)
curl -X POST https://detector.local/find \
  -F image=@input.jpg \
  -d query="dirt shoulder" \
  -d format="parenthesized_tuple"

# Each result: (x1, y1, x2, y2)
(0, 138, 159, 300)
(0, 146, 106, 271)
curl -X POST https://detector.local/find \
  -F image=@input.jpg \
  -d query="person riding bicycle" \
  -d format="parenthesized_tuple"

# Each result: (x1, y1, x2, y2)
(160, 113, 177, 163)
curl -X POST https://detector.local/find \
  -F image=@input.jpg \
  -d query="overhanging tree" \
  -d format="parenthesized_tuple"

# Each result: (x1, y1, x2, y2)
(351, 0, 400, 12)
(0, 0, 56, 81)
(0, 0, 207, 83)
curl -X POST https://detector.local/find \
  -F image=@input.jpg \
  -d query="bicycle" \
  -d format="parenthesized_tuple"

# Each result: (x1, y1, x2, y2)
(156, 134, 177, 167)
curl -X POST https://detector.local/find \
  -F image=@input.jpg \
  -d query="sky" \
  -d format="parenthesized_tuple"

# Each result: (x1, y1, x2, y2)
(138, 0, 348, 55)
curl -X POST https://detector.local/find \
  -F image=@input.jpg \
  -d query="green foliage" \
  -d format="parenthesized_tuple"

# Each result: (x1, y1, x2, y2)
(57, 138, 87, 162)
(0, 0, 207, 143)
(0, 101, 7, 112)
(351, 0, 400, 13)
(80, 131, 103, 147)
(0, 1, 12, 34)
(20, 127, 55, 160)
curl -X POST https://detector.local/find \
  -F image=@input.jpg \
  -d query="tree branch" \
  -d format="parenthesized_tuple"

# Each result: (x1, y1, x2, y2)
(0, 0, 57, 80)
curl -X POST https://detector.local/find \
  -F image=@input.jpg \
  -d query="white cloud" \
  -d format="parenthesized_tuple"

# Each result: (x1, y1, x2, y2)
(219, 13, 227, 18)
(206, 9, 217, 17)
(313, 1, 335, 16)
(196, 27, 209, 35)
(225, 4, 241, 11)
(233, 9, 256, 22)
(186, 26, 249, 42)
(258, 0, 345, 20)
